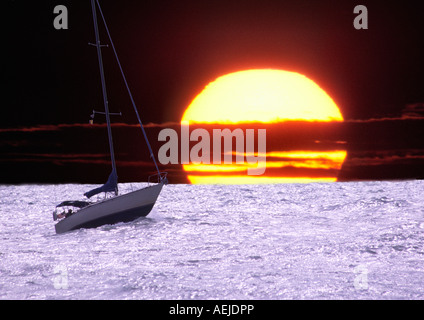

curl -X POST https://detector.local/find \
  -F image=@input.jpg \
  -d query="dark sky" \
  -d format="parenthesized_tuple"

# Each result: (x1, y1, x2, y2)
(2, 0, 424, 184)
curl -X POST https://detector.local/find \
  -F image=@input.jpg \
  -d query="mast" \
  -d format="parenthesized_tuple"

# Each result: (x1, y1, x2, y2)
(91, 0, 118, 195)
(95, 0, 163, 181)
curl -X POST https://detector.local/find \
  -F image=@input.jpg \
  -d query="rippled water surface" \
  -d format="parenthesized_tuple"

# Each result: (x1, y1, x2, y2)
(1, 181, 424, 299)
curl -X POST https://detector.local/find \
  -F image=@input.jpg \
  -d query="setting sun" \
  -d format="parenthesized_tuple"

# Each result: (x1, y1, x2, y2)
(181, 69, 346, 184)
(182, 69, 343, 124)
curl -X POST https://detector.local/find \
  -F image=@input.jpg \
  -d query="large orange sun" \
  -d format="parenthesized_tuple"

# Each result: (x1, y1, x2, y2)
(182, 69, 343, 124)
(181, 69, 346, 184)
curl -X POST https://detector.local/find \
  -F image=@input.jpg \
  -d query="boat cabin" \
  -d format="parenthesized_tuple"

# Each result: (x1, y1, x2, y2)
(53, 200, 91, 221)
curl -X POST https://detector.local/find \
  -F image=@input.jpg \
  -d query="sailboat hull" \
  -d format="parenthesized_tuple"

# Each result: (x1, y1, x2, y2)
(55, 182, 164, 234)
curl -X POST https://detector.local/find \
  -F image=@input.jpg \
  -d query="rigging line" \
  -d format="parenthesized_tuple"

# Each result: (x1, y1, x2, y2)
(95, 0, 162, 179)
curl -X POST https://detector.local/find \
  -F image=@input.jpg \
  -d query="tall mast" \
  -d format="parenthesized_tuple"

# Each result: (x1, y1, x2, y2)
(95, 0, 163, 181)
(91, 0, 118, 195)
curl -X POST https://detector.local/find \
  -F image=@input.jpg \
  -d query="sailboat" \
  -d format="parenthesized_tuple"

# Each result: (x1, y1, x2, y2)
(53, 0, 167, 234)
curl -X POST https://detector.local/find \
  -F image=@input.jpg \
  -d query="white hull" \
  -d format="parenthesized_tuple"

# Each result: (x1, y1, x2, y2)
(55, 182, 164, 234)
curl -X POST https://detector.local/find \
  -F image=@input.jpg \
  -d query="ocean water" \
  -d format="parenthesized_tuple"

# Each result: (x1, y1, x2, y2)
(1, 181, 424, 300)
